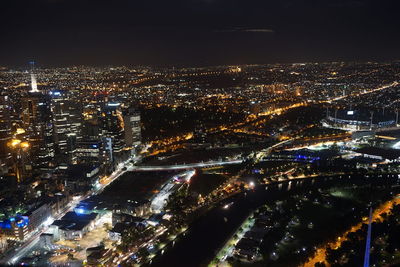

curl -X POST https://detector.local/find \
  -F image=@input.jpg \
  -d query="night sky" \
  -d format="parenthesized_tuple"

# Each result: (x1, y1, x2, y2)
(1, 0, 400, 67)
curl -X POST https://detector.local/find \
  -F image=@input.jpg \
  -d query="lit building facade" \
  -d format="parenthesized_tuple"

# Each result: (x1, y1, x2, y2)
(0, 95, 12, 175)
(21, 92, 55, 171)
(50, 90, 82, 156)
(123, 108, 141, 149)
(102, 103, 125, 161)
(322, 108, 399, 131)
(0, 216, 29, 241)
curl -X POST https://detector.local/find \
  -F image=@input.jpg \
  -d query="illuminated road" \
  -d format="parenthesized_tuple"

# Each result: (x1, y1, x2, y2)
(303, 194, 400, 267)
(325, 81, 399, 103)
(254, 139, 294, 162)
(150, 170, 196, 213)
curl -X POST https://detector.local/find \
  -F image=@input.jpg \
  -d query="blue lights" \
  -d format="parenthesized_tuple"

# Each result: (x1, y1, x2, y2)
(75, 208, 86, 215)
(296, 154, 307, 160)
(16, 217, 29, 228)
(0, 221, 12, 229)
(295, 154, 321, 162)
(49, 91, 62, 96)
(0, 216, 29, 229)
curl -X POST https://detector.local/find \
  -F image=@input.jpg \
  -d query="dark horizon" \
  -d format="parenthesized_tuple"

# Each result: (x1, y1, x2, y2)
(1, 0, 400, 67)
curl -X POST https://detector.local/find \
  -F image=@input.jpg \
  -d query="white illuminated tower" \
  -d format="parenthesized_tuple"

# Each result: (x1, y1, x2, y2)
(21, 61, 55, 171)
(30, 61, 39, 93)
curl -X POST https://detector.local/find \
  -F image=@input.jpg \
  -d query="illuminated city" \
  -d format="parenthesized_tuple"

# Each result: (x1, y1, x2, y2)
(2, 1, 400, 267)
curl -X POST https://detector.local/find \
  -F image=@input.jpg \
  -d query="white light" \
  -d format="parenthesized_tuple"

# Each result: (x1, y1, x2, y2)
(30, 73, 38, 93)
(107, 103, 120, 107)
(347, 110, 354, 115)
(393, 141, 400, 149)
(185, 170, 195, 183)
(75, 208, 85, 214)
(43, 216, 54, 226)
(94, 181, 101, 189)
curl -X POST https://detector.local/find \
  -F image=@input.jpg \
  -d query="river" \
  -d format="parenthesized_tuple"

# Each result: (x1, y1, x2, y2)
(149, 173, 400, 267)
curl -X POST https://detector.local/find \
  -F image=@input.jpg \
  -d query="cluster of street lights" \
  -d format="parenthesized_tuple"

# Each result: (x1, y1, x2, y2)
(7, 129, 30, 183)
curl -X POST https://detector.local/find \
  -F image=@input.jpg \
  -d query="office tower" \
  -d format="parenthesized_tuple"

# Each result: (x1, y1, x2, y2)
(82, 119, 101, 141)
(102, 103, 125, 161)
(75, 118, 102, 165)
(123, 108, 141, 148)
(50, 91, 82, 155)
(21, 74, 55, 171)
(0, 95, 12, 175)
(66, 133, 77, 164)
(1, 95, 32, 182)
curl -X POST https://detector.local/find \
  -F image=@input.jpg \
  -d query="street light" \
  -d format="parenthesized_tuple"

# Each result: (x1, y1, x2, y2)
(249, 181, 255, 189)
(9, 139, 21, 148)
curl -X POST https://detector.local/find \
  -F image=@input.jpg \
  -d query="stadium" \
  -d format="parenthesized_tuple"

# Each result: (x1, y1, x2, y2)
(322, 108, 399, 131)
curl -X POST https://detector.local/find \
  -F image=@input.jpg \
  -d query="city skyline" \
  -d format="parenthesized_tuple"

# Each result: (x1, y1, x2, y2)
(2, 59, 400, 267)
(2, 1, 400, 267)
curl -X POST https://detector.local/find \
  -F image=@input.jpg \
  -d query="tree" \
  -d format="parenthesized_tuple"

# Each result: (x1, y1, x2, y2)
(165, 186, 190, 215)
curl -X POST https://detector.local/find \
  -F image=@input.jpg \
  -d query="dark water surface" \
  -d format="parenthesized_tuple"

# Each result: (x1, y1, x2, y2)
(149, 174, 400, 267)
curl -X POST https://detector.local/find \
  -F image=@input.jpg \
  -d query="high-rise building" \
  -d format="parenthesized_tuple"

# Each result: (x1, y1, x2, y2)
(50, 90, 82, 156)
(1, 94, 32, 183)
(66, 133, 77, 164)
(0, 95, 12, 175)
(82, 119, 101, 141)
(102, 103, 125, 161)
(76, 119, 103, 165)
(21, 74, 55, 171)
(123, 108, 141, 148)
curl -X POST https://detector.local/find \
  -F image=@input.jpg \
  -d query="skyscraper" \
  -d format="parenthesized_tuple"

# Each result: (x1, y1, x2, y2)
(50, 90, 82, 156)
(0, 95, 12, 175)
(21, 73, 54, 171)
(102, 103, 125, 162)
(123, 108, 141, 149)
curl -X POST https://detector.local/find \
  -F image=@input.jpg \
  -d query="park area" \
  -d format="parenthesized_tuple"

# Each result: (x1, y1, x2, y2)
(219, 183, 400, 267)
